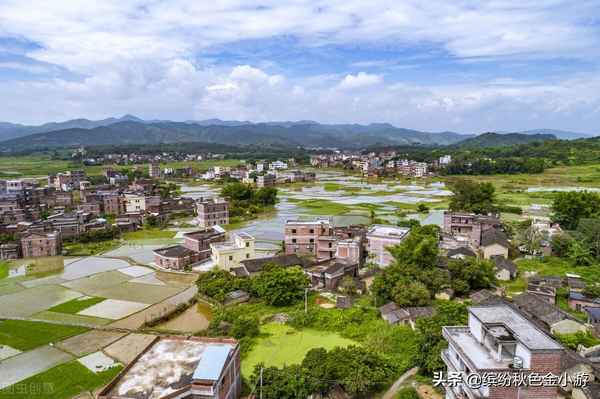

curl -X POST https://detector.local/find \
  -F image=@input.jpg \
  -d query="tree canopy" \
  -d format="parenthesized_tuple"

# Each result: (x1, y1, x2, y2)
(448, 179, 497, 214)
(552, 191, 600, 230)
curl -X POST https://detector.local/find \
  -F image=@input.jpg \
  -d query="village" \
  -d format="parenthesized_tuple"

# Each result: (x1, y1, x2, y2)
(1, 153, 600, 399)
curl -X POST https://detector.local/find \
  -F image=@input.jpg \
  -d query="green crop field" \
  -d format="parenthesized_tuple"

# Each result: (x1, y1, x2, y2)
(0, 360, 122, 399)
(0, 261, 8, 280)
(0, 320, 88, 351)
(242, 322, 356, 377)
(47, 297, 106, 315)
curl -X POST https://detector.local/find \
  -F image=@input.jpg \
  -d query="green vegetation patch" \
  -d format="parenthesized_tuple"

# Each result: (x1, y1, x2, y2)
(122, 228, 176, 241)
(0, 320, 88, 351)
(293, 199, 351, 215)
(63, 240, 120, 256)
(0, 261, 8, 280)
(0, 360, 122, 399)
(47, 297, 106, 315)
(242, 322, 356, 376)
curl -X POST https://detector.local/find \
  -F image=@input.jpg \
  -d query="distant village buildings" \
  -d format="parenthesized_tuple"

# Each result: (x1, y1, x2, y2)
(196, 198, 229, 228)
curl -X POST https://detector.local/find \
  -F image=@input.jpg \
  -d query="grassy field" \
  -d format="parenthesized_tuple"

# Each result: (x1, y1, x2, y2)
(122, 228, 176, 241)
(63, 240, 121, 256)
(0, 320, 88, 351)
(288, 198, 353, 215)
(499, 257, 600, 296)
(0, 360, 122, 399)
(0, 155, 244, 178)
(0, 261, 8, 279)
(242, 322, 356, 377)
(47, 297, 106, 315)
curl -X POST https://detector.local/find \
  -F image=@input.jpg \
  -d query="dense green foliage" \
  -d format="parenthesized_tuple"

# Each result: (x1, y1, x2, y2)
(249, 346, 396, 398)
(445, 156, 546, 175)
(396, 387, 420, 399)
(552, 191, 600, 230)
(221, 182, 278, 218)
(448, 179, 497, 214)
(555, 331, 600, 350)
(414, 302, 468, 375)
(252, 265, 309, 306)
(372, 226, 495, 306)
(197, 264, 308, 306)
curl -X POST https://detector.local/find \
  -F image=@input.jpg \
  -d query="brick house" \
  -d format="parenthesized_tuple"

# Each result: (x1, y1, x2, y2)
(442, 212, 501, 248)
(98, 336, 241, 399)
(284, 218, 333, 257)
(304, 259, 359, 290)
(153, 226, 226, 270)
(196, 198, 229, 228)
(20, 231, 61, 258)
(442, 304, 563, 399)
(568, 291, 600, 312)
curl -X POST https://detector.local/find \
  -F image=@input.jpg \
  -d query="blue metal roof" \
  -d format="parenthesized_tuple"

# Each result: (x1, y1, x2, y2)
(192, 345, 232, 381)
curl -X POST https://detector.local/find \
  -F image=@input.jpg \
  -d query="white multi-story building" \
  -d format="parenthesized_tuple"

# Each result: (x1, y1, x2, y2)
(367, 225, 410, 267)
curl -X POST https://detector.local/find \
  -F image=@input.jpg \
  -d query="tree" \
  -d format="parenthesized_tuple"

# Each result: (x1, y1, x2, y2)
(552, 191, 600, 230)
(250, 364, 313, 399)
(551, 232, 572, 257)
(449, 179, 497, 214)
(392, 280, 431, 307)
(576, 218, 600, 259)
(568, 240, 594, 266)
(396, 387, 420, 399)
(415, 302, 468, 375)
(416, 203, 430, 213)
(339, 275, 358, 296)
(447, 258, 497, 296)
(584, 283, 600, 299)
(230, 316, 259, 339)
(254, 187, 278, 206)
(252, 264, 309, 306)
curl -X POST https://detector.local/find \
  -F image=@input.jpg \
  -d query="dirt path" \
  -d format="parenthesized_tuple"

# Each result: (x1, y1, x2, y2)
(382, 367, 419, 399)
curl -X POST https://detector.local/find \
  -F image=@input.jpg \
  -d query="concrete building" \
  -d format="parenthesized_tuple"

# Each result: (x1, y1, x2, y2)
(21, 231, 61, 258)
(284, 218, 333, 257)
(443, 212, 501, 248)
(366, 225, 410, 267)
(153, 226, 226, 271)
(211, 232, 255, 271)
(257, 173, 276, 188)
(149, 162, 161, 178)
(98, 336, 241, 399)
(196, 198, 229, 228)
(442, 304, 563, 399)
(124, 194, 161, 213)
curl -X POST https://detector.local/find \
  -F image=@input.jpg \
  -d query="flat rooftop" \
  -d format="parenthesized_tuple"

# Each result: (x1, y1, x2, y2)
(367, 225, 410, 238)
(444, 326, 510, 369)
(105, 337, 236, 399)
(470, 305, 562, 351)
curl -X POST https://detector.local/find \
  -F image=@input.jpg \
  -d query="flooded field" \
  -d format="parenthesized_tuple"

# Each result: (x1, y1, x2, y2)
(156, 301, 213, 333)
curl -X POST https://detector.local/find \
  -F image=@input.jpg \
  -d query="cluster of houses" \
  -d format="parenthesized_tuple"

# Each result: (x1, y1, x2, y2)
(0, 167, 197, 260)
(199, 160, 317, 187)
(309, 151, 453, 177)
(80, 150, 225, 167)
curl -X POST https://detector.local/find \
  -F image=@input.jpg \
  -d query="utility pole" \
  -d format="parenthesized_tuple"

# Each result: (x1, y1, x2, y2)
(304, 287, 308, 314)
(259, 366, 263, 399)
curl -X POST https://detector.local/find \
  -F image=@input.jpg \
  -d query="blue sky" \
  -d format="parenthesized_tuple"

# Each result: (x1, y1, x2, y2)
(1, 1, 600, 134)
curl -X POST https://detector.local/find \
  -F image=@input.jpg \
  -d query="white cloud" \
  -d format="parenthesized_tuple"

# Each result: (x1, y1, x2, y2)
(0, 1, 599, 132)
(338, 72, 383, 90)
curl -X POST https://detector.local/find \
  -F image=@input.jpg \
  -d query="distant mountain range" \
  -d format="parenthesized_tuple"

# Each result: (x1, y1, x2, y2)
(0, 116, 473, 151)
(503, 129, 592, 140)
(453, 132, 558, 149)
(0, 115, 594, 151)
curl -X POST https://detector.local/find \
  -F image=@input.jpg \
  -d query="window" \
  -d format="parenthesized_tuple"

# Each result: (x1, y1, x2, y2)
(292, 239, 297, 243)
(309, 239, 314, 243)
(291, 229, 297, 234)
(309, 229, 314, 234)
(229, 255, 233, 261)
(246, 254, 250, 258)
(246, 242, 249, 247)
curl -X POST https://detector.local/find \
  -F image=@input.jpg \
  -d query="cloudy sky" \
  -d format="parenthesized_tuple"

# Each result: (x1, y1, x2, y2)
(1, 1, 600, 133)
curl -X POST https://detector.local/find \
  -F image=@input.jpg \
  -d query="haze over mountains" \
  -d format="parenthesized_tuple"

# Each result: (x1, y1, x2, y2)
(0, 115, 594, 151)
